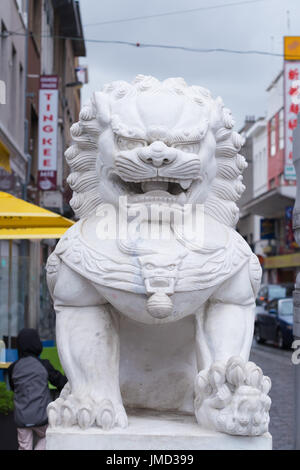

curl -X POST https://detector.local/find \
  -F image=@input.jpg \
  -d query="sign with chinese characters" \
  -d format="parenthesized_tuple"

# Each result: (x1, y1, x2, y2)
(284, 62, 299, 180)
(284, 37, 300, 61)
(38, 75, 58, 190)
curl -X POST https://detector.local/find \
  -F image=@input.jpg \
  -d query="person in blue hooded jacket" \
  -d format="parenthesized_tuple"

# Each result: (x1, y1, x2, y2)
(7, 328, 67, 450)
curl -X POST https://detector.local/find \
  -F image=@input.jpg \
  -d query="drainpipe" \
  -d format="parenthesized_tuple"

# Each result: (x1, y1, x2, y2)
(20, 0, 31, 331)
(23, 0, 31, 201)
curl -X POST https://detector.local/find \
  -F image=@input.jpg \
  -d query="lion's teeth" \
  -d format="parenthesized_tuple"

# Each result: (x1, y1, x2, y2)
(180, 180, 192, 190)
(141, 181, 169, 193)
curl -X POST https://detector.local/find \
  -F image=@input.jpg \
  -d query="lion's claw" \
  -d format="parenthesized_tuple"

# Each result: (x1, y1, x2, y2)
(47, 390, 128, 430)
(195, 357, 271, 436)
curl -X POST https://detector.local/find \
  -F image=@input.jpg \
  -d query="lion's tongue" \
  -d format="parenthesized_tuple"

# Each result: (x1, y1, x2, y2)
(141, 181, 169, 193)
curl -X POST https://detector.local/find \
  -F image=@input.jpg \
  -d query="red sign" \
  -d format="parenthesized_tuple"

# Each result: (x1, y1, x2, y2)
(39, 75, 58, 90)
(38, 76, 59, 190)
(37, 170, 57, 191)
(284, 62, 299, 180)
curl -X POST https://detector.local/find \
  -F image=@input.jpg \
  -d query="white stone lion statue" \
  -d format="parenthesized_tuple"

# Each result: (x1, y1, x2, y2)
(46, 76, 271, 436)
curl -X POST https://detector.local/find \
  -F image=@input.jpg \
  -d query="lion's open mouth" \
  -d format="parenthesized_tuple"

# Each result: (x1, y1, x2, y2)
(111, 175, 195, 205)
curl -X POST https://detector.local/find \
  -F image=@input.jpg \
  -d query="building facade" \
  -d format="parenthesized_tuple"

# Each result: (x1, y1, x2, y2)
(0, 0, 86, 344)
(238, 117, 268, 260)
(26, 0, 86, 215)
(238, 69, 299, 285)
(0, 0, 28, 198)
(0, 0, 30, 347)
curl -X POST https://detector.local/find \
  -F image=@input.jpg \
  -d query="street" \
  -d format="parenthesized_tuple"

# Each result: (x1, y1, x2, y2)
(250, 341, 295, 450)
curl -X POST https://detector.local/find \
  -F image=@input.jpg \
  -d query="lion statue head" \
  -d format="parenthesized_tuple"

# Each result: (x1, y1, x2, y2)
(65, 75, 247, 227)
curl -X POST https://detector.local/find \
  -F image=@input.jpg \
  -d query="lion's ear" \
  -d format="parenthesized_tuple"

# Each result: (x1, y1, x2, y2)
(93, 91, 111, 126)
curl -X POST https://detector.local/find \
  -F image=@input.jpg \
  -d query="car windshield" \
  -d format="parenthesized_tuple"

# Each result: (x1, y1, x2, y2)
(268, 285, 287, 300)
(280, 299, 293, 316)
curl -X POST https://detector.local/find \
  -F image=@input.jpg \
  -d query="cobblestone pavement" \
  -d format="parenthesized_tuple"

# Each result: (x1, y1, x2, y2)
(250, 341, 295, 450)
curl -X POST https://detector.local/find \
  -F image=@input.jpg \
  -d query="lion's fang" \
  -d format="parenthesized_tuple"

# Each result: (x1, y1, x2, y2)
(180, 180, 192, 190)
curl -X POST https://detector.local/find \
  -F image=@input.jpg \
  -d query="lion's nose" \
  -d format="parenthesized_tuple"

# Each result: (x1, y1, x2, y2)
(138, 142, 177, 168)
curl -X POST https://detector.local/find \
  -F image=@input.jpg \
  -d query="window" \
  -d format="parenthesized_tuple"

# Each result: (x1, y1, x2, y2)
(268, 285, 287, 300)
(279, 299, 293, 316)
(19, 63, 24, 138)
(279, 109, 284, 150)
(9, 44, 17, 135)
(270, 117, 276, 156)
(16, 0, 28, 27)
(29, 0, 41, 52)
(267, 299, 278, 312)
(0, 21, 8, 83)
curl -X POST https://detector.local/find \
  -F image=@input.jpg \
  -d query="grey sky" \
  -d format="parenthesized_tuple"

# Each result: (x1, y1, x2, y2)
(79, 0, 300, 129)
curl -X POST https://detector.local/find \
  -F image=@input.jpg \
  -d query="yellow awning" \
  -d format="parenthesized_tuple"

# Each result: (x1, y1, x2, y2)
(0, 140, 11, 173)
(0, 191, 74, 239)
(264, 252, 300, 269)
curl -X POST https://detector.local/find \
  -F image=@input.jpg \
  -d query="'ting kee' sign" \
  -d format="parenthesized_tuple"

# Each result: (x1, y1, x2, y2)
(38, 75, 58, 191)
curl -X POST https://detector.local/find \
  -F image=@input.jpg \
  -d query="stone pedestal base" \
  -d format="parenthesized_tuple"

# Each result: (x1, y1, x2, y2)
(46, 409, 272, 450)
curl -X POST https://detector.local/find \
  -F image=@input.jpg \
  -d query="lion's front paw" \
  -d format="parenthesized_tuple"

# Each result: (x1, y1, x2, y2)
(47, 387, 128, 430)
(194, 357, 271, 436)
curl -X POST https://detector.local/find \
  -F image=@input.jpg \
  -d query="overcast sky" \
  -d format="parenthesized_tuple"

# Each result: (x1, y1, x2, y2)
(78, 0, 300, 129)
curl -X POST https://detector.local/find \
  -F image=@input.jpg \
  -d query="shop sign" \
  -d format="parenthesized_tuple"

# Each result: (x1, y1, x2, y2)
(284, 36, 300, 61)
(38, 76, 58, 191)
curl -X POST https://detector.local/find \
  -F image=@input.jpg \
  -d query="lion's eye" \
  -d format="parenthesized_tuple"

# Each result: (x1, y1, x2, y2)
(145, 263, 154, 270)
(168, 264, 176, 271)
(116, 136, 146, 151)
(172, 142, 200, 154)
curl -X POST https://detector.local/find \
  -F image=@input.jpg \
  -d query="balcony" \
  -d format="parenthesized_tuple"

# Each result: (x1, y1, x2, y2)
(241, 185, 297, 219)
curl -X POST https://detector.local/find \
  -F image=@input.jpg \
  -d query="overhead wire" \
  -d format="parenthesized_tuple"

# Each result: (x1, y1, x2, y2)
(1, 0, 285, 58)
(2, 30, 285, 58)
(83, 0, 276, 28)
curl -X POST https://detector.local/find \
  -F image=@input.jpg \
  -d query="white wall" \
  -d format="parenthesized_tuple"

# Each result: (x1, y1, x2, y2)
(238, 214, 256, 245)
(267, 72, 283, 120)
(253, 124, 268, 198)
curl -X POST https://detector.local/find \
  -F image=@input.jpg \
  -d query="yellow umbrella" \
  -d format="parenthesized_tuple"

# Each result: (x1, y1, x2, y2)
(0, 191, 74, 347)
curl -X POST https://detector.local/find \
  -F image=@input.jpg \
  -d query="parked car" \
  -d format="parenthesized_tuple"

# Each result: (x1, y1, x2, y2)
(254, 297, 294, 349)
(255, 283, 294, 317)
